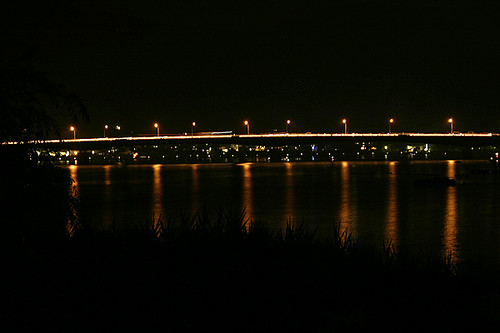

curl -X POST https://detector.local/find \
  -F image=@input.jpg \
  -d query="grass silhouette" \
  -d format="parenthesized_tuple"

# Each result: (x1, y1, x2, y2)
(2, 207, 499, 332)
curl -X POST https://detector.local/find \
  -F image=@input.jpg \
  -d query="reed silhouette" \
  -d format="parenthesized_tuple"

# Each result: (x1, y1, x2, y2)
(2, 208, 499, 332)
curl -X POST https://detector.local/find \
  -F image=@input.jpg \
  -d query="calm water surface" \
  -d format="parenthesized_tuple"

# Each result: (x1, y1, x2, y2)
(67, 161, 500, 263)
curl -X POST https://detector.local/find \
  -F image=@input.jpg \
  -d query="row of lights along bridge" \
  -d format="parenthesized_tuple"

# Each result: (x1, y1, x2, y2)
(68, 118, 457, 139)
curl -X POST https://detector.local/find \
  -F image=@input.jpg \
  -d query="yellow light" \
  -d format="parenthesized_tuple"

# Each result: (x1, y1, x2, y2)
(192, 122, 196, 127)
(287, 119, 291, 124)
(244, 120, 248, 125)
(448, 118, 453, 123)
(389, 118, 394, 123)
(105, 125, 108, 129)
(154, 123, 158, 128)
(70, 126, 75, 131)
(342, 119, 346, 124)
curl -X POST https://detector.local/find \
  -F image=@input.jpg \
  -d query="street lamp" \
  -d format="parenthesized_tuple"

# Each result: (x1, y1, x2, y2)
(154, 123, 159, 136)
(342, 119, 347, 134)
(448, 118, 453, 134)
(104, 124, 108, 138)
(70, 126, 76, 139)
(192, 121, 196, 136)
(389, 118, 394, 134)
(244, 120, 249, 134)
(286, 119, 291, 133)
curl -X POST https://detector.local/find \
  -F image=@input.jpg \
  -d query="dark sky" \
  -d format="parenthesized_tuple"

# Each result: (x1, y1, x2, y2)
(2, 0, 500, 137)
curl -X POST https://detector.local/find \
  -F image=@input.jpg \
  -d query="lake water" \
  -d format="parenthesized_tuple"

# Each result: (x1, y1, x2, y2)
(67, 160, 500, 264)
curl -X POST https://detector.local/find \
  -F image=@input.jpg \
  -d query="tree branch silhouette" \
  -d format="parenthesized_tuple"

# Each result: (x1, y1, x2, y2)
(0, 60, 88, 142)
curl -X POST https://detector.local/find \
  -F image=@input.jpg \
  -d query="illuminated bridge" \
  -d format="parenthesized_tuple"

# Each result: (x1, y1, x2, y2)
(12, 132, 500, 150)
(4, 132, 500, 163)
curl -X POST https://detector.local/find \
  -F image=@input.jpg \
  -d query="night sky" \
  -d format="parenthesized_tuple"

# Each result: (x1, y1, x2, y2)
(2, 0, 500, 137)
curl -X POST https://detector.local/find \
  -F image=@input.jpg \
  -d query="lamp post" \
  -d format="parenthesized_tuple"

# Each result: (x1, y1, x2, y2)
(448, 118, 453, 134)
(70, 126, 76, 139)
(154, 123, 159, 136)
(389, 118, 394, 134)
(244, 120, 249, 134)
(104, 124, 108, 138)
(192, 121, 196, 136)
(342, 119, 347, 134)
(286, 119, 291, 133)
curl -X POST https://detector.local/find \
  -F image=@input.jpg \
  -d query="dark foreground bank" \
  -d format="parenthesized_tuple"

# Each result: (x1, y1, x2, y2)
(2, 209, 500, 333)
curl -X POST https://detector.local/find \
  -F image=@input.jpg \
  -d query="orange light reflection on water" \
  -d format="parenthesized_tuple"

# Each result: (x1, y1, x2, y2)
(443, 161, 459, 262)
(102, 165, 113, 228)
(152, 164, 163, 224)
(285, 163, 295, 223)
(338, 162, 355, 238)
(242, 163, 254, 225)
(69, 165, 78, 187)
(67, 165, 79, 236)
(385, 162, 398, 247)
(190, 164, 200, 216)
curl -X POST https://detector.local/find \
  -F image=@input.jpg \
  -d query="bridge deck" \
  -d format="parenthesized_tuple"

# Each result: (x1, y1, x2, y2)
(3, 133, 500, 150)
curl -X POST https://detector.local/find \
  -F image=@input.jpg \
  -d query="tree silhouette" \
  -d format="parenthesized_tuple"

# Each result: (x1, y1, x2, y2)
(0, 54, 87, 244)
(0, 57, 88, 142)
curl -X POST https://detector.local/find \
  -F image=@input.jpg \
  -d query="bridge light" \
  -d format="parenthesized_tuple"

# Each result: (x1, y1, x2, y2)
(286, 119, 291, 133)
(448, 118, 454, 134)
(192, 122, 196, 136)
(104, 124, 108, 137)
(154, 123, 159, 136)
(389, 118, 394, 134)
(70, 126, 76, 139)
(244, 121, 249, 134)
